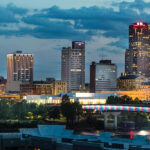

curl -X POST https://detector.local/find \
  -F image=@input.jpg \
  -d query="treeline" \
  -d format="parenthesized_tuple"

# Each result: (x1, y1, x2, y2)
(0, 95, 145, 121)
(107, 95, 143, 105)
(0, 95, 83, 125)
(0, 100, 61, 121)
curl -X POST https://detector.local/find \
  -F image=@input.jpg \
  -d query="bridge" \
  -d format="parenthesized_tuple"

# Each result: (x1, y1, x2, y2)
(82, 105, 150, 129)
(83, 105, 150, 113)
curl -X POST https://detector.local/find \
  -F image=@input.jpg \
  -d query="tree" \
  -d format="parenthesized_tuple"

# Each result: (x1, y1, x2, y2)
(62, 94, 70, 103)
(107, 96, 120, 104)
(133, 98, 143, 104)
(106, 95, 143, 105)
(11, 101, 28, 120)
(0, 100, 10, 119)
(35, 104, 48, 120)
(61, 94, 83, 125)
(120, 95, 132, 104)
(48, 107, 60, 120)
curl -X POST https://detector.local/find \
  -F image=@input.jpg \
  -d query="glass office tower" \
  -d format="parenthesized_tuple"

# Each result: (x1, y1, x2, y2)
(125, 22, 150, 77)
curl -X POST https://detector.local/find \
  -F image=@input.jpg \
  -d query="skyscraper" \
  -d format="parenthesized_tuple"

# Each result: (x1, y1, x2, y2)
(90, 60, 117, 93)
(61, 41, 85, 92)
(7, 51, 33, 83)
(125, 22, 150, 77)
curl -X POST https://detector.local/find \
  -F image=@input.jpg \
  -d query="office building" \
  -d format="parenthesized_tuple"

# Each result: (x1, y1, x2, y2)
(20, 80, 67, 97)
(0, 76, 6, 94)
(125, 22, 150, 77)
(90, 60, 117, 92)
(7, 51, 33, 83)
(52, 80, 67, 95)
(117, 74, 146, 90)
(20, 81, 52, 96)
(61, 41, 85, 92)
(6, 51, 33, 93)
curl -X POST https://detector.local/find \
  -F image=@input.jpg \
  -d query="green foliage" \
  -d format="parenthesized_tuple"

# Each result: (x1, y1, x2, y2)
(0, 100, 48, 121)
(0, 100, 10, 119)
(107, 95, 143, 104)
(61, 94, 83, 125)
(48, 106, 60, 120)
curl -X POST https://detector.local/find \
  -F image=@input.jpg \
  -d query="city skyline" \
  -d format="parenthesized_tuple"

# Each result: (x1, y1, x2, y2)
(0, 0, 150, 81)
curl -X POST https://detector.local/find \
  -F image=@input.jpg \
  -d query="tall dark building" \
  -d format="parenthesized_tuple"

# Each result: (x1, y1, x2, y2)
(61, 41, 85, 92)
(125, 22, 150, 77)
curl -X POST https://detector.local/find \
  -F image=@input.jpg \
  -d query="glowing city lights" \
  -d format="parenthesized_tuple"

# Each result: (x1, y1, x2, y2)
(83, 105, 150, 113)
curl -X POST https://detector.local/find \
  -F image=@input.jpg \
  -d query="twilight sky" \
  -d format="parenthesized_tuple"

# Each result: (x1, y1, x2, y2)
(0, 0, 150, 82)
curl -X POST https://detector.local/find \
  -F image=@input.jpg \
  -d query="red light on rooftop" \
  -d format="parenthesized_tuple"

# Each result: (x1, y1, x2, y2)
(137, 22, 143, 26)
(133, 22, 146, 29)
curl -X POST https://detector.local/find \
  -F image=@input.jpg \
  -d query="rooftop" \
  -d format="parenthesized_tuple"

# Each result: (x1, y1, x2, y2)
(119, 74, 141, 80)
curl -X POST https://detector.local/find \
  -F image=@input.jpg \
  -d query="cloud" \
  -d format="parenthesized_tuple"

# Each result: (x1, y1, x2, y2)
(6, 3, 28, 15)
(1, 0, 150, 46)
(18, 0, 150, 48)
(0, 6, 18, 23)
(0, 3, 29, 24)
(1, 0, 150, 80)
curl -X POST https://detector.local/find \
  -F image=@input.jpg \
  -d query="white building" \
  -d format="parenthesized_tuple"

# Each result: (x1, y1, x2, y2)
(25, 92, 120, 105)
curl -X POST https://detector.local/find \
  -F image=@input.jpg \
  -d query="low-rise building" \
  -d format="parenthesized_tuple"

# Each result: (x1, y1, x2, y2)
(102, 89, 150, 101)
(52, 80, 67, 95)
(117, 74, 146, 90)
(25, 93, 119, 105)
(20, 80, 67, 97)
(20, 81, 53, 97)
(0, 94, 20, 101)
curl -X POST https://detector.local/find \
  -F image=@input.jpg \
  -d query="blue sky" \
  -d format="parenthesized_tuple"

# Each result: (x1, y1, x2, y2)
(0, 0, 125, 9)
(0, 0, 150, 82)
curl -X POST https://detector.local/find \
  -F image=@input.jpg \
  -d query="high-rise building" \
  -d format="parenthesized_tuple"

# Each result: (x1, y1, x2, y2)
(125, 22, 150, 77)
(90, 60, 117, 92)
(61, 41, 85, 92)
(7, 51, 33, 83)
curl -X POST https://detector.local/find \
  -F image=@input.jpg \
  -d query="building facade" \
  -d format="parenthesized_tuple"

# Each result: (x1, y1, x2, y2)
(20, 82, 52, 96)
(117, 74, 146, 90)
(7, 51, 33, 83)
(25, 93, 119, 105)
(52, 80, 67, 95)
(102, 89, 150, 101)
(61, 41, 85, 92)
(20, 80, 67, 97)
(90, 60, 117, 92)
(125, 22, 150, 77)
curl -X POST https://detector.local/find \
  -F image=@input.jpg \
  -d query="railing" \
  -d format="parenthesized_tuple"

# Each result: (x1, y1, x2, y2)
(83, 105, 150, 113)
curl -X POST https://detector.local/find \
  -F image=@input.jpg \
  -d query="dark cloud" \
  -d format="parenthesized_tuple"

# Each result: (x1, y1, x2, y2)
(0, 6, 18, 23)
(1, 0, 150, 80)
(0, 3, 28, 24)
(6, 3, 28, 15)
(1, 0, 150, 48)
